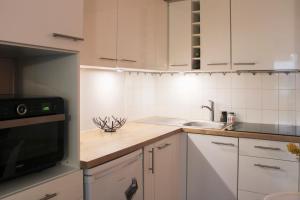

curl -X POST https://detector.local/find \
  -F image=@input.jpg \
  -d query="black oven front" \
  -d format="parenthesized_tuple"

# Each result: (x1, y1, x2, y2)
(0, 97, 65, 183)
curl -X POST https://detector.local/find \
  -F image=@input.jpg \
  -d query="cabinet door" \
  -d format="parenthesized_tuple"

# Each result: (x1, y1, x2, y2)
(144, 144, 155, 200)
(200, 0, 231, 71)
(0, 0, 83, 51)
(154, 134, 181, 200)
(80, 0, 117, 67)
(239, 156, 299, 194)
(169, 0, 191, 70)
(232, 0, 300, 70)
(143, 0, 168, 70)
(187, 134, 238, 200)
(3, 170, 83, 200)
(117, 0, 144, 68)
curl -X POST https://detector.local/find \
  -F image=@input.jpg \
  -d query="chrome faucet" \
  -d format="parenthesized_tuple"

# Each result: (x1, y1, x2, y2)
(201, 100, 215, 121)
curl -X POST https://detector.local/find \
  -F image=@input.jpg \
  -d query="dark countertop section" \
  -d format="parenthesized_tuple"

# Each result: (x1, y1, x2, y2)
(232, 122, 300, 137)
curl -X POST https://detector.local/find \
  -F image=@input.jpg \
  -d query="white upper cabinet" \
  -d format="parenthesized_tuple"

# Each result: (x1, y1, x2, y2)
(169, 0, 191, 70)
(0, 0, 84, 51)
(81, 0, 168, 69)
(200, 0, 231, 71)
(117, 0, 144, 68)
(232, 0, 300, 70)
(81, 0, 118, 67)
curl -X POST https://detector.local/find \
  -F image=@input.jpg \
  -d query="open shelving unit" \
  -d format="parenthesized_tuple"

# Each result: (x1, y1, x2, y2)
(191, 0, 201, 70)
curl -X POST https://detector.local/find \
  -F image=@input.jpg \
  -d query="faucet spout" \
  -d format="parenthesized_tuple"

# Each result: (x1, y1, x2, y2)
(201, 100, 215, 121)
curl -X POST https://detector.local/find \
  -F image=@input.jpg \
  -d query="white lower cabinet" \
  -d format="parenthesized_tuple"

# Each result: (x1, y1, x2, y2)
(144, 133, 186, 200)
(3, 170, 83, 200)
(238, 138, 299, 199)
(187, 134, 238, 200)
(239, 156, 299, 195)
(238, 191, 266, 200)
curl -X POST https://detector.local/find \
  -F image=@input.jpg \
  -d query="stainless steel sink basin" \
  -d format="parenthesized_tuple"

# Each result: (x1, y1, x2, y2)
(183, 121, 225, 129)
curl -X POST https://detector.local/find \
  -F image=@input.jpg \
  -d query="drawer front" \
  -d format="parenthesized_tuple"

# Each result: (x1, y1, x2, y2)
(238, 190, 266, 200)
(4, 170, 83, 200)
(239, 156, 299, 194)
(239, 138, 298, 161)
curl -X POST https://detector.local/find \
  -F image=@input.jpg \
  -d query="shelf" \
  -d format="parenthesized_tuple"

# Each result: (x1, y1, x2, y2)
(192, 10, 200, 14)
(192, 46, 200, 48)
(192, 34, 200, 37)
(192, 57, 201, 60)
(192, 22, 200, 25)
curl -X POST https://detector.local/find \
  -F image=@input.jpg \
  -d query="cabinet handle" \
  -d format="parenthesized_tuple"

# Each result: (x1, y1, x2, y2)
(157, 143, 171, 150)
(254, 164, 281, 170)
(233, 62, 256, 65)
(211, 141, 235, 146)
(39, 193, 58, 200)
(148, 148, 154, 174)
(99, 57, 117, 61)
(52, 33, 84, 41)
(254, 145, 281, 151)
(119, 59, 137, 63)
(207, 63, 228, 66)
(170, 64, 188, 67)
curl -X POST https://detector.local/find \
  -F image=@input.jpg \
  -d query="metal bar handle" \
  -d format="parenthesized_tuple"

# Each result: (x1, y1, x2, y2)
(254, 145, 281, 151)
(99, 57, 118, 61)
(119, 59, 137, 63)
(52, 33, 84, 41)
(170, 64, 189, 67)
(0, 114, 65, 129)
(211, 141, 235, 146)
(39, 193, 58, 200)
(233, 62, 256, 65)
(157, 143, 171, 150)
(254, 164, 281, 170)
(207, 63, 229, 66)
(148, 148, 154, 174)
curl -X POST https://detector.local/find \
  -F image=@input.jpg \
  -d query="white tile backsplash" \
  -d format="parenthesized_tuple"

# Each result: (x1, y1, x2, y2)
(262, 90, 278, 110)
(262, 110, 279, 124)
(278, 90, 296, 111)
(262, 74, 279, 89)
(279, 73, 296, 89)
(80, 70, 300, 130)
(278, 111, 296, 125)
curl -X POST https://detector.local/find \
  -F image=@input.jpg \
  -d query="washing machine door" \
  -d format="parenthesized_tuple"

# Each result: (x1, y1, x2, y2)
(84, 151, 143, 200)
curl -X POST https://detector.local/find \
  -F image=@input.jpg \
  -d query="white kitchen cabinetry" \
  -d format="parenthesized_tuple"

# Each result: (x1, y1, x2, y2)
(81, 0, 118, 67)
(200, 0, 231, 71)
(187, 134, 238, 200)
(0, 0, 84, 51)
(239, 138, 299, 199)
(169, 0, 191, 70)
(144, 133, 186, 200)
(231, 0, 300, 70)
(81, 0, 168, 70)
(2, 170, 83, 200)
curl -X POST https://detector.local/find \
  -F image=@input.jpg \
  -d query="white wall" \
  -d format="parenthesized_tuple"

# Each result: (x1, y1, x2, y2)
(80, 69, 300, 131)
(80, 69, 156, 130)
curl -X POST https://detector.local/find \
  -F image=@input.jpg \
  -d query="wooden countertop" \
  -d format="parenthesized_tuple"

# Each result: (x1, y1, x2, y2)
(80, 121, 300, 169)
(80, 122, 181, 169)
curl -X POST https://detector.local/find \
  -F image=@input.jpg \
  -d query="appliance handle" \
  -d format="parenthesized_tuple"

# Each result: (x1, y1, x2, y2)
(0, 114, 65, 129)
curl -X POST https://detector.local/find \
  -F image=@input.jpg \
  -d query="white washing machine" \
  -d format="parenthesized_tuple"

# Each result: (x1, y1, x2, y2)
(84, 150, 143, 200)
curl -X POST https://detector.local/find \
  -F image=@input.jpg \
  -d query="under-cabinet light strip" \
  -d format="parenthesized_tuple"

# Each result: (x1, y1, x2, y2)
(80, 65, 299, 76)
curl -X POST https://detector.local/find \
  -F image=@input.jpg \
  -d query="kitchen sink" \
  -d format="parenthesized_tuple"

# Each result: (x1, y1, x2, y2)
(182, 121, 225, 129)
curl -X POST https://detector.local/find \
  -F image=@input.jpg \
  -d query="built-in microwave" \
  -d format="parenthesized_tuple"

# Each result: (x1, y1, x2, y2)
(0, 97, 66, 183)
